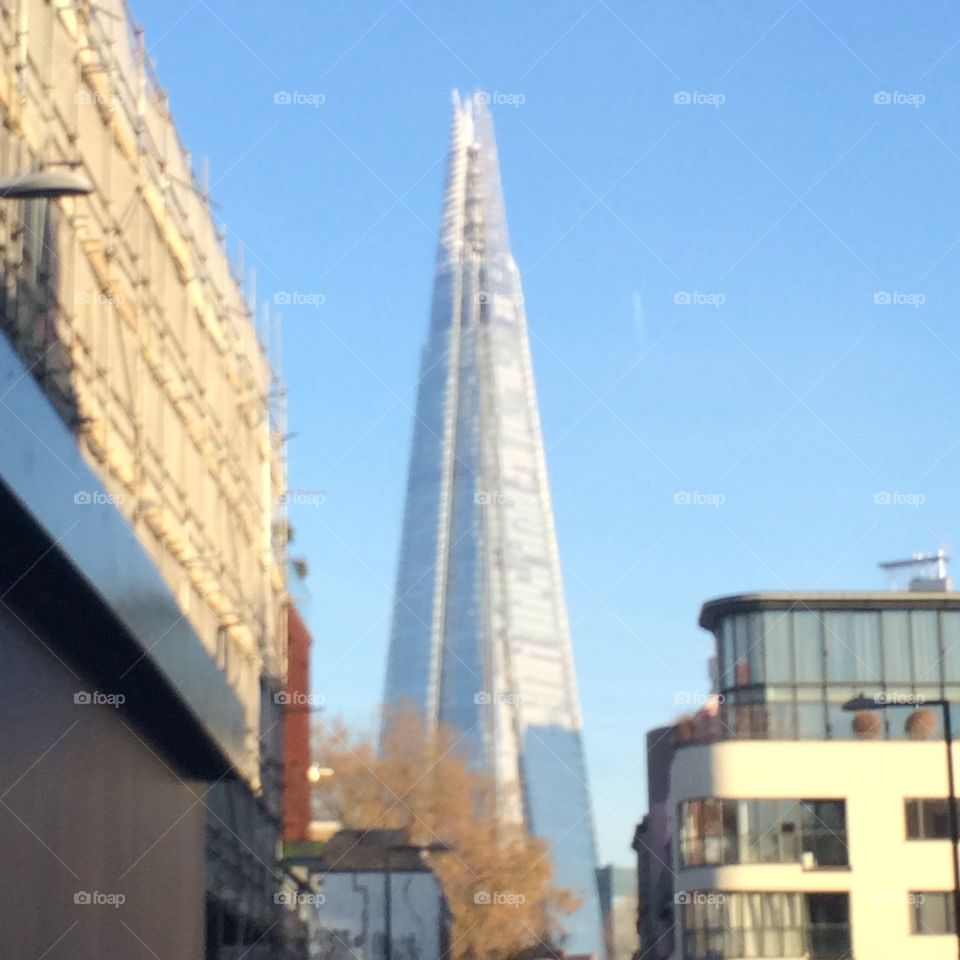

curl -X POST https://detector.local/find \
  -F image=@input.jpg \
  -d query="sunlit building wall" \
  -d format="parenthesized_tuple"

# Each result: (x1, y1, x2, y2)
(0, 0, 286, 785)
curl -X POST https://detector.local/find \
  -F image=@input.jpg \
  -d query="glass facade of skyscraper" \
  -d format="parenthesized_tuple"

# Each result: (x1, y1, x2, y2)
(383, 92, 603, 955)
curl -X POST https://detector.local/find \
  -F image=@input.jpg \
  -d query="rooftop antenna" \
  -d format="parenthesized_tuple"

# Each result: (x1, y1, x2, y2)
(878, 549, 951, 592)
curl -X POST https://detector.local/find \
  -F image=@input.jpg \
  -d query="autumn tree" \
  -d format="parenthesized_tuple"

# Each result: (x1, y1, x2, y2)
(312, 705, 579, 960)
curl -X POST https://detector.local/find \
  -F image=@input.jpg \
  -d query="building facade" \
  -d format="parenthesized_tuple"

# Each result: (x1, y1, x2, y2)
(636, 589, 960, 960)
(382, 91, 603, 955)
(0, 2, 295, 957)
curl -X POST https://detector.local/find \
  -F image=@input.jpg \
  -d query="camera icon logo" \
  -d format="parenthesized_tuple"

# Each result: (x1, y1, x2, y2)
(673, 291, 691, 305)
(673, 91, 692, 105)
(274, 892, 294, 905)
(474, 691, 492, 705)
(874, 91, 892, 105)
(275, 692, 291, 705)
(474, 891, 491, 905)
(274, 91, 292, 105)
(74, 891, 92, 905)
(274, 291, 292, 305)
(74, 692, 92, 705)
(674, 892, 691, 905)
(73, 491, 92, 505)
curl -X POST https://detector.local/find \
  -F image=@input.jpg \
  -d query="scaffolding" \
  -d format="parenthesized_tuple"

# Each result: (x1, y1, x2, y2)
(0, 0, 287, 787)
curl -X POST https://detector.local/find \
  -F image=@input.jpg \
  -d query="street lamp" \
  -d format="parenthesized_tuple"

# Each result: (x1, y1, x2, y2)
(0, 169, 93, 200)
(383, 840, 453, 960)
(843, 693, 960, 955)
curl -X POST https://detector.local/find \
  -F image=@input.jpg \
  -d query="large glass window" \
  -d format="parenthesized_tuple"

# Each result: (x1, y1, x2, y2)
(793, 611, 824, 684)
(763, 611, 793, 683)
(679, 798, 847, 868)
(905, 799, 958, 840)
(800, 800, 848, 867)
(911, 611, 942, 687)
(824, 612, 881, 683)
(806, 893, 853, 958)
(882, 610, 912, 683)
(911, 892, 957, 935)
(942, 611, 960, 683)
(681, 892, 850, 959)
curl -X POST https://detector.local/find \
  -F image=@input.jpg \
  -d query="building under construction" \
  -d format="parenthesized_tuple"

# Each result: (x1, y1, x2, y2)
(0, 1, 305, 957)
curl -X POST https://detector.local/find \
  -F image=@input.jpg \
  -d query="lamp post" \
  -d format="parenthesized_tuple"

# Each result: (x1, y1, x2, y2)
(0, 169, 93, 199)
(383, 841, 452, 960)
(843, 694, 960, 955)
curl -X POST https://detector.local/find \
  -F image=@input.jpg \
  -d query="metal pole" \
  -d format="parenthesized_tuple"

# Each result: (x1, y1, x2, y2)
(942, 701, 960, 959)
(384, 848, 392, 960)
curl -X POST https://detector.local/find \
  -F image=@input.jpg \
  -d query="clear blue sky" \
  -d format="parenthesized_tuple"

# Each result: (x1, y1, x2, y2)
(135, 0, 960, 864)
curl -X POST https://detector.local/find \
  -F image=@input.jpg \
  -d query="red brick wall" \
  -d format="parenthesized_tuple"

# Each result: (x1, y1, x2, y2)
(283, 603, 312, 840)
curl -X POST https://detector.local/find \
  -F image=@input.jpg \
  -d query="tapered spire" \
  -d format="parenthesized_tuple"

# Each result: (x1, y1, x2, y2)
(384, 92, 602, 955)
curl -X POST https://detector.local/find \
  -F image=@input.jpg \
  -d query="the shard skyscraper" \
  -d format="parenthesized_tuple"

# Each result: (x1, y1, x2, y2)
(383, 92, 603, 956)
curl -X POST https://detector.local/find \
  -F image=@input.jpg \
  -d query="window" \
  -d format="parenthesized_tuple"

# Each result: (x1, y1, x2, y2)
(911, 892, 957, 935)
(678, 798, 847, 868)
(800, 800, 848, 867)
(806, 893, 852, 958)
(680, 892, 850, 959)
(905, 799, 958, 840)
(824, 612, 881, 683)
(912, 611, 942, 687)
(763, 611, 793, 683)
(882, 610, 912, 683)
(793, 611, 824, 683)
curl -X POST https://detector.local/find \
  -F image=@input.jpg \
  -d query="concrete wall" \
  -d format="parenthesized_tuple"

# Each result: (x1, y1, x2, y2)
(0, 604, 206, 960)
(670, 740, 960, 960)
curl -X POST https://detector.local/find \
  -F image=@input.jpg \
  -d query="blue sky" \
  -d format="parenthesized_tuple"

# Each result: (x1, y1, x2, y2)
(135, 0, 960, 863)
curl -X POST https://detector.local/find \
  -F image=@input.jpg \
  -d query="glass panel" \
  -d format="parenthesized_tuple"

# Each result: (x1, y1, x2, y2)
(764, 610, 794, 683)
(827, 702, 857, 740)
(797, 701, 828, 739)
(912, 611, 942, 687)
(794, 611, 824, 684)
(913, 892, 956, 934)
(906, 799, 920, 839)
(882, 610, 912, 683)
(720, 618, 735, 689)
(942, 612, 960, 684)
(824, 611, 881, 683)
(806, 893, 851, 958)
(801, 800, 848, 866)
